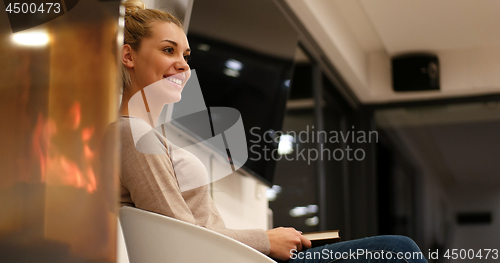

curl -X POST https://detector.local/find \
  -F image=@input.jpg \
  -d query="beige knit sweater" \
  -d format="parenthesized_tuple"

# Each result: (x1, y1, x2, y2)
(116, 116, 271, 255)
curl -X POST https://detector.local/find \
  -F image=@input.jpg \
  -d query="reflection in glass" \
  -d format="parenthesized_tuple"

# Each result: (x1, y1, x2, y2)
(0, 1, 120, 262)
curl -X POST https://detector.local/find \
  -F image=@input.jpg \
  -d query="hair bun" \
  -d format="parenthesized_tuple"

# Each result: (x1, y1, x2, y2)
(124, 0, 146, 16)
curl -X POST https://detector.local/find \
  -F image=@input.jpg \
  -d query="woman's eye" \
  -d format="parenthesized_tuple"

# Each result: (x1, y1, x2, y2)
(163, 47, 174, 54)
(184, 54, 191, 62)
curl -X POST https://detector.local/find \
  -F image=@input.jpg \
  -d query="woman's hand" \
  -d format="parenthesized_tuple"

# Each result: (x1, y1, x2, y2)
(266, 227, 312, 261)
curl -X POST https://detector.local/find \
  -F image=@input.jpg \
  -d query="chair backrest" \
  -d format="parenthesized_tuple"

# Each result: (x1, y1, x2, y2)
(119, 206, 276, 263)
(117, 220, 130, 263)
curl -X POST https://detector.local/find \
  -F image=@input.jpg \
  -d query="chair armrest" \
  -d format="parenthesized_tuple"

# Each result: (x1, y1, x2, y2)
(119, 206, 276, 263)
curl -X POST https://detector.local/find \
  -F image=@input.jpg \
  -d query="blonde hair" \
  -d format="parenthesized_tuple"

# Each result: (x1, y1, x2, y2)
(121, 0, 183, 90)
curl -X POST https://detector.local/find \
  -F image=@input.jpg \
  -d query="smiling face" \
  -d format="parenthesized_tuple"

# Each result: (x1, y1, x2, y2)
(124, 21, 191, 103)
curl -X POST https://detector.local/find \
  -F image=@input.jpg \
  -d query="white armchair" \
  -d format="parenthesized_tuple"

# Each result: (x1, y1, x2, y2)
(119, 206, 276, 263)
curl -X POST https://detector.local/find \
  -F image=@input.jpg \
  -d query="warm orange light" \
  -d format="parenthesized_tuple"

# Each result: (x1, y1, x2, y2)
(69, 102, 81, 130)
(82, 126, 94, 141)
(32, 114, 48, 181)
(84, 145, 94, 159)
(87, 168, 97, 193)
(32, 102, 98, 194)
(56, 156, 84, 187)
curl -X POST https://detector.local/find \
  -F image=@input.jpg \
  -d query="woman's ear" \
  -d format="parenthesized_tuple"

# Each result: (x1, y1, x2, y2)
(122, 44, 134, 68)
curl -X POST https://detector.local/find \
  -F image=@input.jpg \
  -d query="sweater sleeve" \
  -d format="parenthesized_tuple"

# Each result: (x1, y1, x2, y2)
(120, 141, 198, 225)
(119, 117, 271, 255)
(180, 185, 271, 255)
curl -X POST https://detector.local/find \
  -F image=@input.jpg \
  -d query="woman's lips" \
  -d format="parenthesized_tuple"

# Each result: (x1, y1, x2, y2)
(163, 74, 184, 89)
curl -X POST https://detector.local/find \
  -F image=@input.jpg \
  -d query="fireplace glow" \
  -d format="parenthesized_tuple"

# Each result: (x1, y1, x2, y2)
(31, 102, 100, 193)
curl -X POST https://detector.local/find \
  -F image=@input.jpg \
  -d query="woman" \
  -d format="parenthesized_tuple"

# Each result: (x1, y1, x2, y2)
(118, 1, 427, 262)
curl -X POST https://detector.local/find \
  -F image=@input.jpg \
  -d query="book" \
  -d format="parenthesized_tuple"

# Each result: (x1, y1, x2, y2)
(302, 230, 341, 248)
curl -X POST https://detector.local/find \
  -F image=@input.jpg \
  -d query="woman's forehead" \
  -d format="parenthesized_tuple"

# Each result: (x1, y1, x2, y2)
(150, 22, 189, 47)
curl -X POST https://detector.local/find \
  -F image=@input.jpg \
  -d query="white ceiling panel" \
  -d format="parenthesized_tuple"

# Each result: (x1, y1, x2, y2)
(359, 0, 500, 54)
(286, 0, 500, 102)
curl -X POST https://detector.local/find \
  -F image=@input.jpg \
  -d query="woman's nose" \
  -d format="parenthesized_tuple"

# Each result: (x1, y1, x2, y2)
(175, 56, 190, 72)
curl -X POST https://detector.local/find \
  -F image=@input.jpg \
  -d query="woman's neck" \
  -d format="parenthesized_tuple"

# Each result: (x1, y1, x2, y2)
(119, 88, 163, 128)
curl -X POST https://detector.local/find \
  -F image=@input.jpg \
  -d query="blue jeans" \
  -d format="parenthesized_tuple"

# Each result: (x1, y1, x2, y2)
(284, 235, 427, 263)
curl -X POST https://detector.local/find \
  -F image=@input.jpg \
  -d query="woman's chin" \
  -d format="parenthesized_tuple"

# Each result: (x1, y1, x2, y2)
(164, 93, 181, 104)
(173, 94, 181, 103)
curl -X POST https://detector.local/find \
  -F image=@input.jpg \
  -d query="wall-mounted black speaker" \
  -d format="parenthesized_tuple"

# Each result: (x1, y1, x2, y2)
(392, 54, 440, 92)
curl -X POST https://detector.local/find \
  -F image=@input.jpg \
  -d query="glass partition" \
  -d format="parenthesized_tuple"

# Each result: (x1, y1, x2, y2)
(0, 1, 121, 262)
